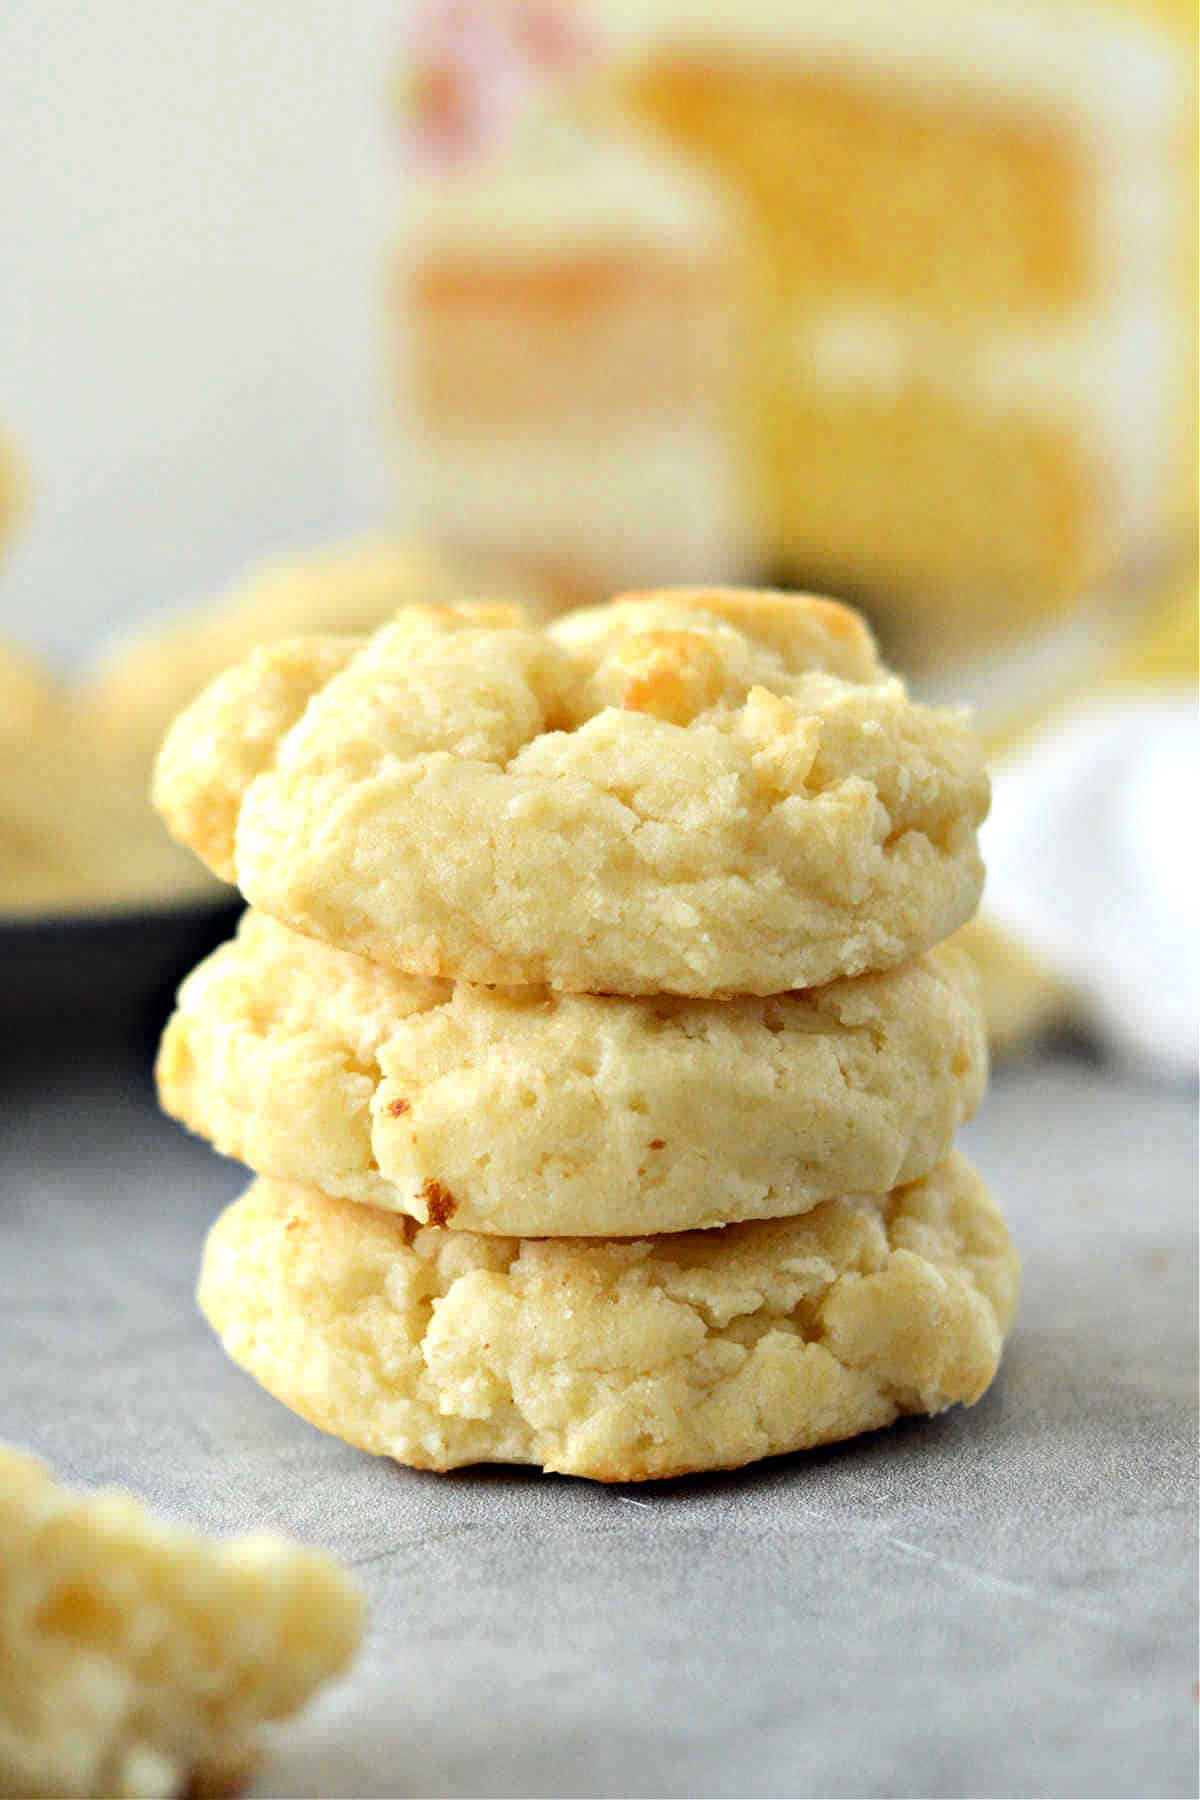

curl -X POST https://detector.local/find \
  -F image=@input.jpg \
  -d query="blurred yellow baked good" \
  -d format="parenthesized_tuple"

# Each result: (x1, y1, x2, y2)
(1104, 575, 1198, 689)
(0, 429, 26, 564)
(396, 1, 1193, 674)
(0, 537, 533, 916)
(0, 643, 74, 910)
(0, 639, 207, 915)
(86, 536, 529, 769)
(0, 1444, 362, 1800)
(614, 0, 1194, 665)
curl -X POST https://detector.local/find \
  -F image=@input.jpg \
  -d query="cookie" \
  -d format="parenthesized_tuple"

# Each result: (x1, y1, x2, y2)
(0, 642, 208, 916)
(154, 589, 989, 996)
(0, 428, 25, 562)
(160, 911, 987, 1236)
(0, 646, 74, 909)
(86, 536, 534, 770)
(0, 639, 55, 729)
(0, 647, 105, 911)
(198, 1155, 1019, 1483)
(0, 1444, 362, 1800)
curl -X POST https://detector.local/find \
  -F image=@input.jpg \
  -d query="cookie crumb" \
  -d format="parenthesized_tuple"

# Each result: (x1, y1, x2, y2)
(0, 1443, 362, 1799)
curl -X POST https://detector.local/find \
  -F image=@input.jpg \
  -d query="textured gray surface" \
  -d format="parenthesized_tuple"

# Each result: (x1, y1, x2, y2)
(1, 1045, 1196, 1800)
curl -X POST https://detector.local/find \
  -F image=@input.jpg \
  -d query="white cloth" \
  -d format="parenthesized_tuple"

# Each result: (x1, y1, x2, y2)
(983, 692, 1199, 1084)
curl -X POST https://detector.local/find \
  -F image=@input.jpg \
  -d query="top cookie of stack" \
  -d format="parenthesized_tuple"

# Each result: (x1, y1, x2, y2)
(155, 588, 988, 997)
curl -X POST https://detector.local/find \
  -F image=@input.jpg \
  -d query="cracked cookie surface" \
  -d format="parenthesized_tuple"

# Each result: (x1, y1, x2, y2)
(154, 589, 988, 995)
(0, 1445, 362, 1800)
(198, 1154, 1019, 1482)
(160, 911, 987, 1236)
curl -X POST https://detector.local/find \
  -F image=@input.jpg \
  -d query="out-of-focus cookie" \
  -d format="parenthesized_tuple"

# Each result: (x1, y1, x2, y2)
(63, 538, 541, 912)
(0, 645, 127, 913)
(87, 536, 535, 771)
(155, 589, 989, 995)
(950, 914, 1073, 1059)
(0, 640, 208, 915)
(0, 643, 77, 909)
(199, 1155, 1019, 1483)
(160, 911, 987, 1236)
(0, 429, 25, 562)
(0, 1444, 362, 1800)
(0, 640, 61, 737)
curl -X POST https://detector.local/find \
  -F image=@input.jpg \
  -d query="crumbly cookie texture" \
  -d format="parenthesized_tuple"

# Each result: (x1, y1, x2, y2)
(199, 1156, 1019, 1483)
(0, 1446, 362, 1800)
(154, 589, 989, 995)
(160, 911, 987, 1236)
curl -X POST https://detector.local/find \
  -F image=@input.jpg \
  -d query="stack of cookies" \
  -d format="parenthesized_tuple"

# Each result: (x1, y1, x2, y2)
(154, 589, 1019, 1482)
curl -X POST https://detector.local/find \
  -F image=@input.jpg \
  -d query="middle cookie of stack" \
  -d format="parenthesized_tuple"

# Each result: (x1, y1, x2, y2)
(159, 910, 986, 1238)
(155, 588, 1016, 1481)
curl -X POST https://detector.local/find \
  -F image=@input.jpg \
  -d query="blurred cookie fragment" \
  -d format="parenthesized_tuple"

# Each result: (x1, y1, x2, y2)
(2, 538, 524, 916)
(87, 536, 532, 768)
(0, 1444, 362, 1800)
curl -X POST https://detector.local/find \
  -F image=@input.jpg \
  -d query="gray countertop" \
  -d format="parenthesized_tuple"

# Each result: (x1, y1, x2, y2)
(2, 1044, 1196, 1800)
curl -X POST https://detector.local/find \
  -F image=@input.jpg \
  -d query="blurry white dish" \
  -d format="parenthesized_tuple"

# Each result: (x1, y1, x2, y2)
(984, 692, 1199, 1083)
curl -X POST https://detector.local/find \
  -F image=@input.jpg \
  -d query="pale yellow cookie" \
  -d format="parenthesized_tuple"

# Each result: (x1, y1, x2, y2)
(160, 910, 987, 1236)
(37, 540, 542, 912)
(0, 641, 209, 915)
(155, 590, 989, 995)
(0, 645, 108, 913)
(86, 536, 532, 771)
(0, 428, 26, 563)
(199, 1155, 1019, 1483)
(0, 1444, 362, 1800)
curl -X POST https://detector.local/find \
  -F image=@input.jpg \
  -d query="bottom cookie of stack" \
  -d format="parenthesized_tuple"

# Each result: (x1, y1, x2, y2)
(199, 1154, 1019, 1484)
